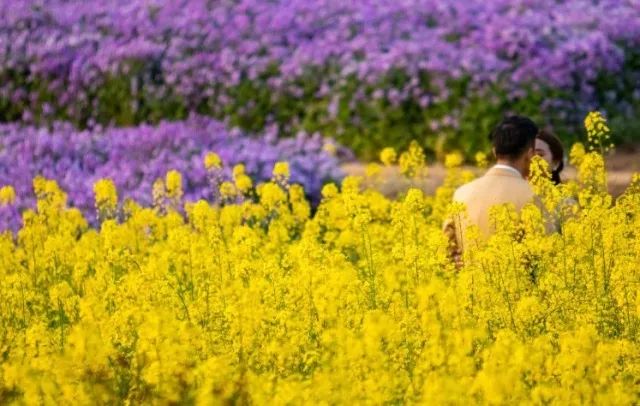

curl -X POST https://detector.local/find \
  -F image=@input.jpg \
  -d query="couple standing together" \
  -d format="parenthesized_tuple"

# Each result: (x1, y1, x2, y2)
(445, 115, 566, 260)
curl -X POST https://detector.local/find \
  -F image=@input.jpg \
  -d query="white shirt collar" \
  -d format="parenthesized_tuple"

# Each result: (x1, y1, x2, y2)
(492, 164, 523, 178)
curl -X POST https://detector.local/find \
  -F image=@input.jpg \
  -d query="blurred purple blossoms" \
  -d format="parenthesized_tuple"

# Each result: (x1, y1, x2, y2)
(0, 0, 638, 125)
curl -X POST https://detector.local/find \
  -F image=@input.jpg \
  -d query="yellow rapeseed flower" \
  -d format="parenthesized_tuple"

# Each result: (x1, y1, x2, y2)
(398, 141, 426, 178)
(321, 183, 339, 199)
(0, 185, 16, 205)
(259, 182, 286, 209)
(569, 142, 586, 167)
(219, 181, 236, 199)
(93, 179, 118, 217)
(234, 174, 253, 193)
(379, 147, 397, 166)
(444, 152, 463, 169)
(272, 162, 290, 179)
(165, 170, 183, 201)
(204, 152, 222, 170)
(475, 151, 488, 169)
(232, 164, 246, 180)
(584, 111, 613, 153)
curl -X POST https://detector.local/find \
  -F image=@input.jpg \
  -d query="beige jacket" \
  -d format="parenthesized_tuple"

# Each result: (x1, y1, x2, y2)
(444, 166, 549, 257)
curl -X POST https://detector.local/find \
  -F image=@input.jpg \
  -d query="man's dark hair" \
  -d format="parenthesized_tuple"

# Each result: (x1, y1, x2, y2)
(489, 115, 538, 159)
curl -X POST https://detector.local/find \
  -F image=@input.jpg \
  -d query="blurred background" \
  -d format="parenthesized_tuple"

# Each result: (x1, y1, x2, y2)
(0, 0, 639, 227)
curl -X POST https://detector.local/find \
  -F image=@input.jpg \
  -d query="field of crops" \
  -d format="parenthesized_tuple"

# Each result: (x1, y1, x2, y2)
(1, 0, 640, 404)
(1, 135, 640, 403)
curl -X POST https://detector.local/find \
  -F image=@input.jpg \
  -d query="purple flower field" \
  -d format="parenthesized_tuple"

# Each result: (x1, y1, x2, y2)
(0, 117, 344, 231)
(1, 0, 638, 147)
(2, 0, 637, 95)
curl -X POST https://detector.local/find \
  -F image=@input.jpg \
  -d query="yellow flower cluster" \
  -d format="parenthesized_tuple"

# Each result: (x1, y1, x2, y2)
(1, 117, 639, 404)
(444, 151, 463, 169)
(584, 111, 613, 154)
(474, 151, 488, 169)
(0, 185, 16, 205)
(165, 170, 183, 200)
(379, 147, 397, 166)
(93, 179, 118, 220)
(203, 152, 222, 170)
(272, 161, 290, 180)
(398, 140, 426, 178)
(233, 164, 253, 193)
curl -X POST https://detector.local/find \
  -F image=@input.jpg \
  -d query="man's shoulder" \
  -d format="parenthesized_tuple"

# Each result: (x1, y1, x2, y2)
(453, 173, 533, 202)
(507, 176, 535, 193)
(453, 178, 483, 201)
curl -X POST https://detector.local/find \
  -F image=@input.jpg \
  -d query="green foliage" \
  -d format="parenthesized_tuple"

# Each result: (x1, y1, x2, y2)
(1, 54, 639, 160)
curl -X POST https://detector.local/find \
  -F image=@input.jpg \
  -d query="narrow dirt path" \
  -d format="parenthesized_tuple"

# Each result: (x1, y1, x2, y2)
(342, 145, 639, 198)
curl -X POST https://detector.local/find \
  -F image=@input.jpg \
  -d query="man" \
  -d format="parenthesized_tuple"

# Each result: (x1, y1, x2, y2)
(444, 115, 550, 259)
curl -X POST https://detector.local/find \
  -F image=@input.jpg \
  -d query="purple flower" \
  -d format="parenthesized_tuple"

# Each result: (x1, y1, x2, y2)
(0, 0, 636, 129)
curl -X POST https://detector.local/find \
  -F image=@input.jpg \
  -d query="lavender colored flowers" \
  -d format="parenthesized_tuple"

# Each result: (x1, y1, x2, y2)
(0, 0, 638, 141)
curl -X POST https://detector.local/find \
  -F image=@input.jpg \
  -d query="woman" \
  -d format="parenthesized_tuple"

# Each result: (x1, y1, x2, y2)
(535, 129, 565, 184)
(534, 129, 577, 234)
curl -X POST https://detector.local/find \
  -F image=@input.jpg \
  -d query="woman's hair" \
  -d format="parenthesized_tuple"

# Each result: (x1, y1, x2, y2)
(537, 129, 564, 185)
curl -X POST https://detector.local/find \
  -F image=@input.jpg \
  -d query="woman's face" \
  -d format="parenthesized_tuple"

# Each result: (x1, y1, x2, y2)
(535, 138, 555, 169)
